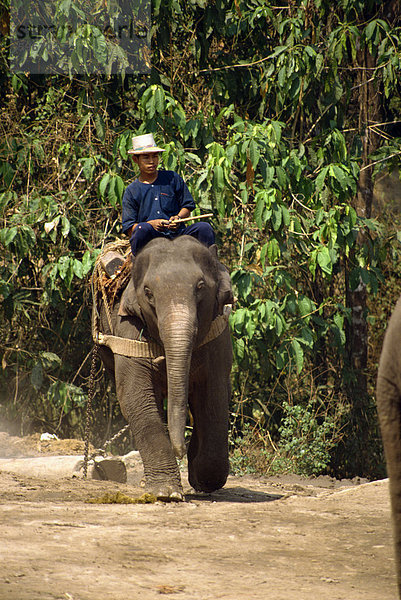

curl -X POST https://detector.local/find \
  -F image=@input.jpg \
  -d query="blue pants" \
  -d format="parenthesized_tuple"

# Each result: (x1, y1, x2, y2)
(130, 222, 215, 256)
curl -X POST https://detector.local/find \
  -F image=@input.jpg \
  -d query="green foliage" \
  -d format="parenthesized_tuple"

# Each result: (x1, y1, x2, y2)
(230, 402, 339, 478)
(229, 368, 347, 477)
(274, 401, 338, 476)
(0, 0, 400, 476)
(9, 0, 150, 76)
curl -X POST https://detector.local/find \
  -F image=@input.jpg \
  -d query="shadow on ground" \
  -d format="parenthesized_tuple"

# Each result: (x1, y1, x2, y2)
(187, 486, 283, 503)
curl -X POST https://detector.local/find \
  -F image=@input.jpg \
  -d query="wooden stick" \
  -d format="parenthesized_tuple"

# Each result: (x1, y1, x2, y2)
(173, 213, 213, 224)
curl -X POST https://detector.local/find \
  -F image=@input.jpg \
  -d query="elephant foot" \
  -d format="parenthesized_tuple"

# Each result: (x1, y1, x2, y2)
(145, 480, 185, 502)
(189, 478, 226, 494)
(188, 459, 229, 494)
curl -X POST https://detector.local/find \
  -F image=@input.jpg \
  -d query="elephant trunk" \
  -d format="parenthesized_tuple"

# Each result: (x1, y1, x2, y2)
(159, 303, 197, 459)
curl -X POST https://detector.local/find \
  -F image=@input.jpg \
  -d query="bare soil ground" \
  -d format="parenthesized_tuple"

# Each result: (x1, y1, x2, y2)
(0, 432, 397, 600)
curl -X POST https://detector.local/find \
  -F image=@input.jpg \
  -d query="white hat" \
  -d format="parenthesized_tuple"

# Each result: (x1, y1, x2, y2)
(128, 133, 165, 154)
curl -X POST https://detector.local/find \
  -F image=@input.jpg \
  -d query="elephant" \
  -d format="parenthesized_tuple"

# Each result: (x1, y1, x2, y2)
(94, 235, 233, 501)
(376, 294, 401, 597)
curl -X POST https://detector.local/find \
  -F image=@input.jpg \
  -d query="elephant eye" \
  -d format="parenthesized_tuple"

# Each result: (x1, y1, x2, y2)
(144, 286, 154, 304)
(196, 279, 205, 291)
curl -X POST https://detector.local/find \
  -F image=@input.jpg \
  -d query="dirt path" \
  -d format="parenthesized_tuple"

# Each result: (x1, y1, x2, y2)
(0, 433, 397, 600)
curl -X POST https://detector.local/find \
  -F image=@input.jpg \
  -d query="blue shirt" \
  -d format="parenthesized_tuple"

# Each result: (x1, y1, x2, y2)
(121, 170, 196, 237)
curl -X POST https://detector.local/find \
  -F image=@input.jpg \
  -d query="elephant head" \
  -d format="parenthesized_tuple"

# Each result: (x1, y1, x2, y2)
(119, 236, 233, 459)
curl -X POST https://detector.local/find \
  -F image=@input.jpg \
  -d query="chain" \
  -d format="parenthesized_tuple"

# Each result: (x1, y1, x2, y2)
(90, 423, 131, 460)
(83, 344, 131, 478)
(84, 249, 131, 479)
(83, 344, 99, 479)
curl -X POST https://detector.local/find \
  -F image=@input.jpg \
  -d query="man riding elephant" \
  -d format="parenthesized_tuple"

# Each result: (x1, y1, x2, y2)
(121, 133, 215, 255)
(92, 133, 234, 501)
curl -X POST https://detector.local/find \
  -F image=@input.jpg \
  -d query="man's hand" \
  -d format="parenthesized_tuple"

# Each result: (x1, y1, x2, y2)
(148, 219, 170, 231)
(167, 215, 181, 231)
(168, 209, 191, 230)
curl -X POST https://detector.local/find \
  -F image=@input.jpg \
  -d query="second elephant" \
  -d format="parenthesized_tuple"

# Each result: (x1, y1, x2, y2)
(377, 294, 401, 597)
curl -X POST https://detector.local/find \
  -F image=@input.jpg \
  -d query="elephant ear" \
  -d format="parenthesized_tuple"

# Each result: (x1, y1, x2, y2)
(209, 245, 234, 314)
(118, 278, 142, 318)
(118, 248, 152, 318)
(209, 244, 219, 260)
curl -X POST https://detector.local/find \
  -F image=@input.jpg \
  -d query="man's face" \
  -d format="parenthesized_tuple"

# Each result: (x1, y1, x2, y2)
(134, 152, 160, 177)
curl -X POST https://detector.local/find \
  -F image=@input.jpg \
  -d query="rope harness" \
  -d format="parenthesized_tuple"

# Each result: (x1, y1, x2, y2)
(91, 240, 231, 360)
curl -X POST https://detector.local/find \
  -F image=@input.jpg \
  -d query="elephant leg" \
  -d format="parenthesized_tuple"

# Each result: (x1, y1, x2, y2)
(377, 374, 401, 595)
(187, 374, 230, 493)
(115, 356, 183, 501)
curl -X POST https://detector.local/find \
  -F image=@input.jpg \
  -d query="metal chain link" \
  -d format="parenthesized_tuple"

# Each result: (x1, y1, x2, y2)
(90, 423, 131, 460)
(83, 344, 131, 479)
(84, 251, 132, 479)
(83, 344, 99, 479)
